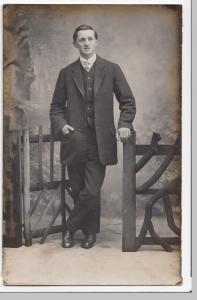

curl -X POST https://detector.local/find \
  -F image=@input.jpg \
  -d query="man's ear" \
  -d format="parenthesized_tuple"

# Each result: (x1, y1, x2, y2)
(73, 41, 78, 49)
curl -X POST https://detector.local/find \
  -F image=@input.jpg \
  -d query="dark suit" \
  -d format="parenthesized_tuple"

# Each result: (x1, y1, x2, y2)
(50, 55, 136, 234)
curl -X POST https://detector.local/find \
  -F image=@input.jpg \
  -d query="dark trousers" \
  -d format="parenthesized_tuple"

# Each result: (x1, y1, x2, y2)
(67, 126, 106, 234)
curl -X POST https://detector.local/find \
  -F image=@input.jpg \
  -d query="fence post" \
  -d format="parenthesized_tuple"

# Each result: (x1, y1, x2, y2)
(122, 131, 136, 251)
(23, 128, 32, 246)
(61, 164, 66, 240)
(3, 129, 23, 247)
(49, 127, 54, 182)
(38, 126, 43, 187)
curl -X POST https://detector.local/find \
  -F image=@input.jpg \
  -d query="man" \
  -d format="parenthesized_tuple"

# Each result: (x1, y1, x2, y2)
(50, 24, 136, 249)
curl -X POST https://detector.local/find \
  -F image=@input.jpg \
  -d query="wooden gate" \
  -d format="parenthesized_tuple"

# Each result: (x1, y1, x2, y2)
(22, 126, 73, 246)
(122, 132, 181, 251)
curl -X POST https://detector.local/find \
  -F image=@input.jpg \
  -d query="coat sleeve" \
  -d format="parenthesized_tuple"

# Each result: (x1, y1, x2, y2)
(113, 64, 136, 130)
(49, 69, 67, 139)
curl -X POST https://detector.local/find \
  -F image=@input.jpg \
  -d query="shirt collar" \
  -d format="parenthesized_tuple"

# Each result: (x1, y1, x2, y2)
(80, 54, 97, 68)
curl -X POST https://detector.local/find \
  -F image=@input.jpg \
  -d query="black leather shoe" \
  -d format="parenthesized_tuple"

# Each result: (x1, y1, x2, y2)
(62, 231, 74, 248)
(81, 233, 96, 249)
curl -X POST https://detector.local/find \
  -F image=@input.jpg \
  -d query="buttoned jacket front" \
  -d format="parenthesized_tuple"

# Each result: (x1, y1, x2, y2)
(50, 55, 136, 166)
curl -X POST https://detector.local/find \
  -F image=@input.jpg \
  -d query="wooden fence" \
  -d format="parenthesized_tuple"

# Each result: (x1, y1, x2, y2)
(3, 127, 181, 251)
(123, 132, 180, 251)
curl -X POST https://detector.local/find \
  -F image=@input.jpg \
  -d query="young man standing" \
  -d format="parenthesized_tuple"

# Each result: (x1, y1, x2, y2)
(50, 24, 136, 249)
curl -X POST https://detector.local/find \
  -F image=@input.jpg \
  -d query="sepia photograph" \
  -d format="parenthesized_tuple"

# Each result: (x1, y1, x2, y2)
(1, 1, 191, 291)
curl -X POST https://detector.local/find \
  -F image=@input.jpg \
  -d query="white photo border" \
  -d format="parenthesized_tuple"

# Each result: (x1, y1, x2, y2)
(0, 0, 192, 293)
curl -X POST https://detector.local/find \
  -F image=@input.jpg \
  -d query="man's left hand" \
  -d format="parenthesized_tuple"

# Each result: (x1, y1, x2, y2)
(118, 127, 131, 142)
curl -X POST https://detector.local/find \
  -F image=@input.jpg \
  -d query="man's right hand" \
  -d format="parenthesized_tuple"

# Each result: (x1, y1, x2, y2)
(62, 124, 75, 135)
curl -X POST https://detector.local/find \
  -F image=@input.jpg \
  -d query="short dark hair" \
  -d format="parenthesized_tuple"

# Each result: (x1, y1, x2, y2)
(73, 24, 98, 42)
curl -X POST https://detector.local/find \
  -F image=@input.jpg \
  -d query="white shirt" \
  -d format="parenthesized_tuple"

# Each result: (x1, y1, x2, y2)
(80, 54, 97, 72)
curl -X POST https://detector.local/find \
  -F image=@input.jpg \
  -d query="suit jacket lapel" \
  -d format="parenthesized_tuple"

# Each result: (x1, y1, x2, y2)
(94, 56, 106, 97)
(71, 59, 84, 97)
(71, 56, 106, 98)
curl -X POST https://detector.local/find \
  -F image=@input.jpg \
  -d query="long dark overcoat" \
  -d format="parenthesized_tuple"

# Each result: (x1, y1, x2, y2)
(50, 55, 136, 166)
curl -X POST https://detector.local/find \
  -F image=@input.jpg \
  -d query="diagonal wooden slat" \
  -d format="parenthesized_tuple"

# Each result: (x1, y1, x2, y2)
(30, 184, 48, 216)
(136, 137, 180, 193)
(39, 204, 62, 244)
(163, 194, 181, 235)
(31, 184, 61, 234)
(135, 132, 161, 173)
(149, 221, 172, 252)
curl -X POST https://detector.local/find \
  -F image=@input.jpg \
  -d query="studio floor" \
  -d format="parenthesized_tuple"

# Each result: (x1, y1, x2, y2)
(3, 217, 181, 286)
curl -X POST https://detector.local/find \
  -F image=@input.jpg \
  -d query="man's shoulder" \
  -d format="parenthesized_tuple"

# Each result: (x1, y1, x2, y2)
(59, 59, 79, 73)
(97, 56, 119, 68)
(96, 56, 123, 77)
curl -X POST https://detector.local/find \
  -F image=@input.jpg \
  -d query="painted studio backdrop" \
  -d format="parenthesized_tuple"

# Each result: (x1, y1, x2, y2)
(3, 5, 181, 240)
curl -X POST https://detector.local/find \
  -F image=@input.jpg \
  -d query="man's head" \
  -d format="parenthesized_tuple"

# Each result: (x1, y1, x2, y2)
(73, 24, 98, 59)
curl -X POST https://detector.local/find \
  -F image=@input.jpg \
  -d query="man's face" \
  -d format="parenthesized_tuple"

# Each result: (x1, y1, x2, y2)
(73, 29, 98, 58)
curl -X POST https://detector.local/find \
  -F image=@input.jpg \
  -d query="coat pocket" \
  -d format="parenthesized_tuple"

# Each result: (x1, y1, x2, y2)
(60, 130, 87, 166)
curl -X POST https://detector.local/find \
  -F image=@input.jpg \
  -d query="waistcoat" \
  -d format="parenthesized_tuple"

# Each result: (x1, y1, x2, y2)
(81, 63, 96, 128)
